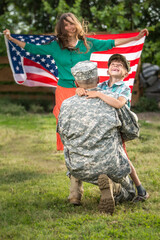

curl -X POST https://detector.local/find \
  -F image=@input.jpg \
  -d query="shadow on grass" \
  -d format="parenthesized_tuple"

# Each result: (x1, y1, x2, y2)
(0, 169, 43, 185)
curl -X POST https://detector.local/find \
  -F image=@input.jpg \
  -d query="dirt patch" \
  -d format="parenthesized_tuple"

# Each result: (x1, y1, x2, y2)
(136, 112, 160, 122)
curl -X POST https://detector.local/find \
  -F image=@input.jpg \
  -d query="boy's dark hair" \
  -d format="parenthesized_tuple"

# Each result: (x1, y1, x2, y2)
(108, 54, 131, 72)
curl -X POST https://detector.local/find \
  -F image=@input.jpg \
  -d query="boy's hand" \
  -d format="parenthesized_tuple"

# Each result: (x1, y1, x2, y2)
(86, 91, 100, 99)
(76, 87, 86, 96)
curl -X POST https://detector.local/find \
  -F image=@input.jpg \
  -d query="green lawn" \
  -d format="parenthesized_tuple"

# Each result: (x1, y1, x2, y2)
(0, 112, 160, 240)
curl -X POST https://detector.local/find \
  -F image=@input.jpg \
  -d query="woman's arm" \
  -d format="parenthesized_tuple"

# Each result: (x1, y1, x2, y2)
(86, 91, 127, 108)
(3, 29, 26, 48)
(115, 28, 149, 47)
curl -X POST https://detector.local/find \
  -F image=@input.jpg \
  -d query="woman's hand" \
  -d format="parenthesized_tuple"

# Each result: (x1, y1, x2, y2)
(3, 29, 12, 40)
(136, 28, 149, 40)
(3, 29, 26, 48)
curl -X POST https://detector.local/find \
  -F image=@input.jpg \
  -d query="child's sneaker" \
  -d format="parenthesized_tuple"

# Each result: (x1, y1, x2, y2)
(132, 192, 149, 202)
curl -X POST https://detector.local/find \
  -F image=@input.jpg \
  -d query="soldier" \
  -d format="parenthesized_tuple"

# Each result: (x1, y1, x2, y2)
(76, 54, 149, 202)
(57, 60, 137, 214)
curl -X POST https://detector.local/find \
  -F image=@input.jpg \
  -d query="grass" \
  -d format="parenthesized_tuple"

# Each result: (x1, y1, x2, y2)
(0, 111, 160, 240)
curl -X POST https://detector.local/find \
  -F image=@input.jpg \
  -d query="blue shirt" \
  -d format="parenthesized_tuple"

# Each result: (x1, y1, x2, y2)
(98, 80, 131, 108)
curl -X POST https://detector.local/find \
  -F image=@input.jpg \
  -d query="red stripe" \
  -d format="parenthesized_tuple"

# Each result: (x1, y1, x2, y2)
(26, 73, 57, 86)
(124, 72, 136, 81)
(92, 44, 144, 55)
(129, 86, 133, 93)
(24, 57, 57, 78)
(88, 32, 140, 40)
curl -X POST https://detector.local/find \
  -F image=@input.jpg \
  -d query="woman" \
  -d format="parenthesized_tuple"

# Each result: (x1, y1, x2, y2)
(3, 12, 149, 151)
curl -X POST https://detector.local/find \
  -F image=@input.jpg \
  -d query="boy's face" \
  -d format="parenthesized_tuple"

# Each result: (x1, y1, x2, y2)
(108, 60, 128, 79)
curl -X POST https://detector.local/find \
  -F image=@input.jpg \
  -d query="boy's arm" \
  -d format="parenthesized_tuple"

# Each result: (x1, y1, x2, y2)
(86, 91, 127, 108)
(76, 87, 87, 96)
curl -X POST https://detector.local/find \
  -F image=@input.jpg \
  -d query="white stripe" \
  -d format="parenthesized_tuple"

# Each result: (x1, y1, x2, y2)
(13, 73, 26, 84)
(21, 79, 56, 88)
(124, 78, 135, 87)
(90, 51, 142, 62)
(23, 66, 58, 81)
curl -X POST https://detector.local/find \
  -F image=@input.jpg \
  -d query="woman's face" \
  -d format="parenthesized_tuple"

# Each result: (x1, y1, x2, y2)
(63, 17, 77, 37)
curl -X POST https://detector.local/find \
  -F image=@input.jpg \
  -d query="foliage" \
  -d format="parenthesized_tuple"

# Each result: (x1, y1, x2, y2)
(0, 0, 160, 64)
(0, 98, 54, 113)
(133, 96, 159, 113)
(0, 98, 27, 115)
(0, 111, 160, 239)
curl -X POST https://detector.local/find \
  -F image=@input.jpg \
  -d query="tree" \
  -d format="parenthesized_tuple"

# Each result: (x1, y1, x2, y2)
(0, 0, 159, 65)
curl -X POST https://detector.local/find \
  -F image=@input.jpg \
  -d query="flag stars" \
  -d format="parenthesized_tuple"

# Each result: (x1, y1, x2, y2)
(47, 55, 51, 58)
(41, 58, 46, 62)
(26, 52, 30, 56)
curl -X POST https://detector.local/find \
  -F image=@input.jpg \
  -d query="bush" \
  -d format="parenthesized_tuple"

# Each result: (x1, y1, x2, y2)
(29, 104, 45, 113)
(0, 97, 54, 114)
(0, 101, 27, 115)
(133, 96, 159, 113)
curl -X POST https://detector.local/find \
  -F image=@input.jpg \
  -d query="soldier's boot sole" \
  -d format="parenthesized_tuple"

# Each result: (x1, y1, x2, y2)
(98, 174, 115, 214)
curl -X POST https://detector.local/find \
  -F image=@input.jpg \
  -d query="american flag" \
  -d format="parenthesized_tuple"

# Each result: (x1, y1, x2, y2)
(5, 32, 145, 96)
(5, 34, 58, 87)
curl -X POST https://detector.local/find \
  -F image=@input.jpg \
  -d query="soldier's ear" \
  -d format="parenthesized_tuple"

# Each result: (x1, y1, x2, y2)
(75, 81, 79, 87)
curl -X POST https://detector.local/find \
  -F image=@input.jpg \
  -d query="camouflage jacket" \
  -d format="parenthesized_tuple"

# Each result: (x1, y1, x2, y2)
(57, 87, 139, 184)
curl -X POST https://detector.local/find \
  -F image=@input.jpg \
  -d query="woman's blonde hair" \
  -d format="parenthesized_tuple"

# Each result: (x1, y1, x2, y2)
(55, 12, 90, 53)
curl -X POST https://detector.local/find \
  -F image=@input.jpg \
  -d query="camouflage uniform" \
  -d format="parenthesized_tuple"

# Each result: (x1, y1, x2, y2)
(57, 88, 137, 198)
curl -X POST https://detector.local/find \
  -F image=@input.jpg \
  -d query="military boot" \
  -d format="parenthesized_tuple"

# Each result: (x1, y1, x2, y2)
(98, 174, 115, 214)
(68, 176, 84, 205)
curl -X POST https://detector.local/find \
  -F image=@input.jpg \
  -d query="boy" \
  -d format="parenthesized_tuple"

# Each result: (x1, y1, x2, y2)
(76, 54, 149, 202)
